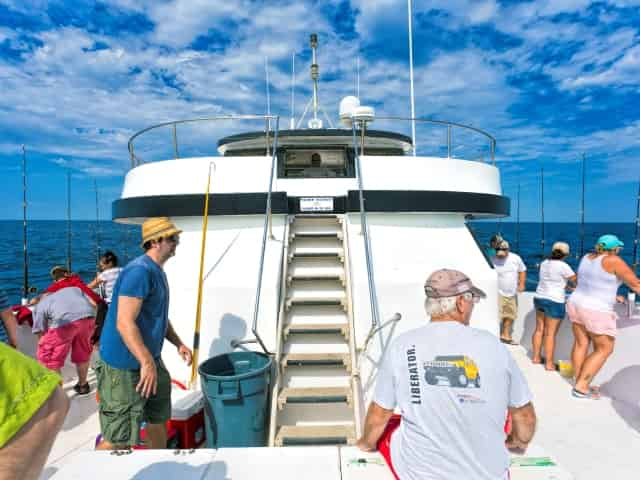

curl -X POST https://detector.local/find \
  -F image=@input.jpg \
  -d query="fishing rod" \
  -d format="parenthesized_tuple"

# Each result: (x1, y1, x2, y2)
(190, 162, 215, 388)
(633, 178, 640, 273)
(539, 166, 545, 262)
(579, 153, 586, 259)
(94, 179, 101, 269)
(66, 171, 72, 272)
(515, 182, 521, 253)
(21, 146, 29, 304)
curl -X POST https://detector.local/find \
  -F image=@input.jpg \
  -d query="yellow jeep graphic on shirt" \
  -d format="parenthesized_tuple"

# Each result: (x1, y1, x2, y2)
(423, 355, 480, 388)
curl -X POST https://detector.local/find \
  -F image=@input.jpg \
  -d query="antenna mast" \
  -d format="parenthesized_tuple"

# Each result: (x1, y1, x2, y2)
(21, 146, 29, 303)
(407, 0, 417, 156)
(265, 56, 271, 127)
(310, 34, 319, 123)
(356, 56, 360, 98)
(296, 34, 334, 129)
(290, 53, 295, 129)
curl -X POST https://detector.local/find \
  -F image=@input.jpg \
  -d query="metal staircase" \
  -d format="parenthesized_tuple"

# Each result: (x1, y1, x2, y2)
(269, 214, 360, 447)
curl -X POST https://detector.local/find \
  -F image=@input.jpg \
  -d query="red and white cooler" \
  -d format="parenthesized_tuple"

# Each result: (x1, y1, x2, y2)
(169, 389, 206, 449)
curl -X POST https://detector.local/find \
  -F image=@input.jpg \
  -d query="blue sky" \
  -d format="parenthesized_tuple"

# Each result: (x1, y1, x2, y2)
(0, 0, 639, 221)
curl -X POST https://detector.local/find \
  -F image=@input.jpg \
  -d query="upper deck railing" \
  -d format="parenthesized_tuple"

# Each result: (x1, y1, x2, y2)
(127, 115, 279, 168)
(126, 115, 496, 167)
(375, 116, 496, 164)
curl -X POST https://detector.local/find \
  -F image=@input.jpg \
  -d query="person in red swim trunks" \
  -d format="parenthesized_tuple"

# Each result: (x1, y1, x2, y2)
(357, 269, 537, 480)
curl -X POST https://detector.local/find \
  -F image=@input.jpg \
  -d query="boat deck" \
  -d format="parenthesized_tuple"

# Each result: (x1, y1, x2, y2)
(34, 313, 639, 479)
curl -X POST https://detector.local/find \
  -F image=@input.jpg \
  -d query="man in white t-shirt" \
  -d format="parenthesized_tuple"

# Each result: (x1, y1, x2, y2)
(357, 269, 536, 480)
(492, 240, 527, 344)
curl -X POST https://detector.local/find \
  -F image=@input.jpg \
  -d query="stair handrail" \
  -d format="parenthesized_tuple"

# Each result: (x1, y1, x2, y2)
(351, 122, 380, 332)
(232, 116, 280, 355)
(359, 313, 402, 357)
(267, 215, 291, 446)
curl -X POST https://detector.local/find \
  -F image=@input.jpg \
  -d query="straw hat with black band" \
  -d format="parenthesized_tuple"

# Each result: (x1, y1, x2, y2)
(141, 217, 182, 247)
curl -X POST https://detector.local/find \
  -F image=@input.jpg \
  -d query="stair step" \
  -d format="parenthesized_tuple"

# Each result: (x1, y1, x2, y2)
(277, 387, 352, 409)
(288, 258, 344, 282)
(293, 214, 340, 220)
(286, 280, 346, 309)
(287, 305, 348, 325)
(290, 222, 342, 240)
(289, 237, 343, 259)
(275, 425, 355, 446)
(283, 322, 349, 340)
(282, 353, 350, 370)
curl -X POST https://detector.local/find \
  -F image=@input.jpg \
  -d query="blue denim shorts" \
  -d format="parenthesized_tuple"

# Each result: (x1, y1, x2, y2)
(534, 297, 566, 320)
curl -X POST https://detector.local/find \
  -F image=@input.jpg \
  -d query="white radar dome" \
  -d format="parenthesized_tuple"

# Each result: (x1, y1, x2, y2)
(339, 96, 360, 127)
(351, 106, 375, 124)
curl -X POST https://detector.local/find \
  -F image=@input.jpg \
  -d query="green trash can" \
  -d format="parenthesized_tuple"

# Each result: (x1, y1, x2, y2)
(198, 351, 272, 448)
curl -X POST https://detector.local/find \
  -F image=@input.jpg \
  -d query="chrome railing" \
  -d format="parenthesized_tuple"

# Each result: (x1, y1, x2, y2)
(351, 122, 381, 333)
(127, 115, 279, 168)
(231, 116, 281, 355)
(376, 116, 496, 164)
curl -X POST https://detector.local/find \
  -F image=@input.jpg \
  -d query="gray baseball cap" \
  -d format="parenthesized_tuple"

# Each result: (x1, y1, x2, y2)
(424, 269, 487, 299)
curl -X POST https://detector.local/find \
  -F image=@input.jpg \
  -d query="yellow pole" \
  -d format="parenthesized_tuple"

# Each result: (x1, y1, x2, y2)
(190, 162, 214, 388)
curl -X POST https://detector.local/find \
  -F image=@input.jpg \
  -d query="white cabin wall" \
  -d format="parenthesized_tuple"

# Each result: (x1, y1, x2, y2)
(160, 214, 285, 386)
(121, 155, 501, 198)
(345, 213, 499, 407)
(360, 156, 501, 194)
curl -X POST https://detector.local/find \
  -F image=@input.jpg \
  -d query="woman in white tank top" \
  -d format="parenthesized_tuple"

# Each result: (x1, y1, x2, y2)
(531, 242, 576, 371)
(568, 234, 640, 399)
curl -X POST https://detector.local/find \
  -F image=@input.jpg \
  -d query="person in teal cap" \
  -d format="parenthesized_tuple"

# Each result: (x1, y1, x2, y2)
(567, 234, 640, 399)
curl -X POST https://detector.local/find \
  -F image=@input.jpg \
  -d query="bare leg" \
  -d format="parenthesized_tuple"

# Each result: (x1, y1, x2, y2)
(542, 317, 561, 370)
(75, 361, 90, 385)
(531, 310, 545, 363)
(95, 439, 128, 450)
(571, 322, 590, 380)
(501, 318, 514, 341)
(575, 334, 614, 394)
(0, 386, 69, 480)
(145, 423, 167, 449)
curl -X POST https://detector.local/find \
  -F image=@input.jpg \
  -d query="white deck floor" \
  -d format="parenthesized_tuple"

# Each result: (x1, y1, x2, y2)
(34, 313, 640, 479)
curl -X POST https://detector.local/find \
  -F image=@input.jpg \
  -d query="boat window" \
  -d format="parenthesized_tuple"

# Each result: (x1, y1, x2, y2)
(282, 149, 347, 178)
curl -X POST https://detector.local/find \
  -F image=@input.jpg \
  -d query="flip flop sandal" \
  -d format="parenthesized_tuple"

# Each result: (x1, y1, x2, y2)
(500, 338, 519, 345)
(572, 388, 600, 400)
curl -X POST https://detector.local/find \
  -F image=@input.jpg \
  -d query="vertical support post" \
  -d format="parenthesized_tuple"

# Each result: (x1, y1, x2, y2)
(407, 0, 417, 156)
(447, 125, 452, 158)
(172, 124, 179, 159)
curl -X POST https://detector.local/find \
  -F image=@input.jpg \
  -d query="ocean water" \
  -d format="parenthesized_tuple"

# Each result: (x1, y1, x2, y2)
(0, 220, 636, 303)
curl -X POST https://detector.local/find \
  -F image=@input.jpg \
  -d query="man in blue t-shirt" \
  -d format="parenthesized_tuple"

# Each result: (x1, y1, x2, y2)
(96, 217, 192, 450)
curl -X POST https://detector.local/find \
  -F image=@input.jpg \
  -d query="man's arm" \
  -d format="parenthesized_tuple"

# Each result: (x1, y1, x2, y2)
(357, 402, 394, 452)
(166, 321, 193, 366)
(1, 308, 18, 348)
(116, 296, 157, 397)
(507, 402, 536, 451)
(517, 271, 526, 292)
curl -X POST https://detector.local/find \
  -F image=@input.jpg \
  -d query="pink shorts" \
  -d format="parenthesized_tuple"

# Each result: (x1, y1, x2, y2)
(37, 317, 96, 370)
(567, 303, 617, 338)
